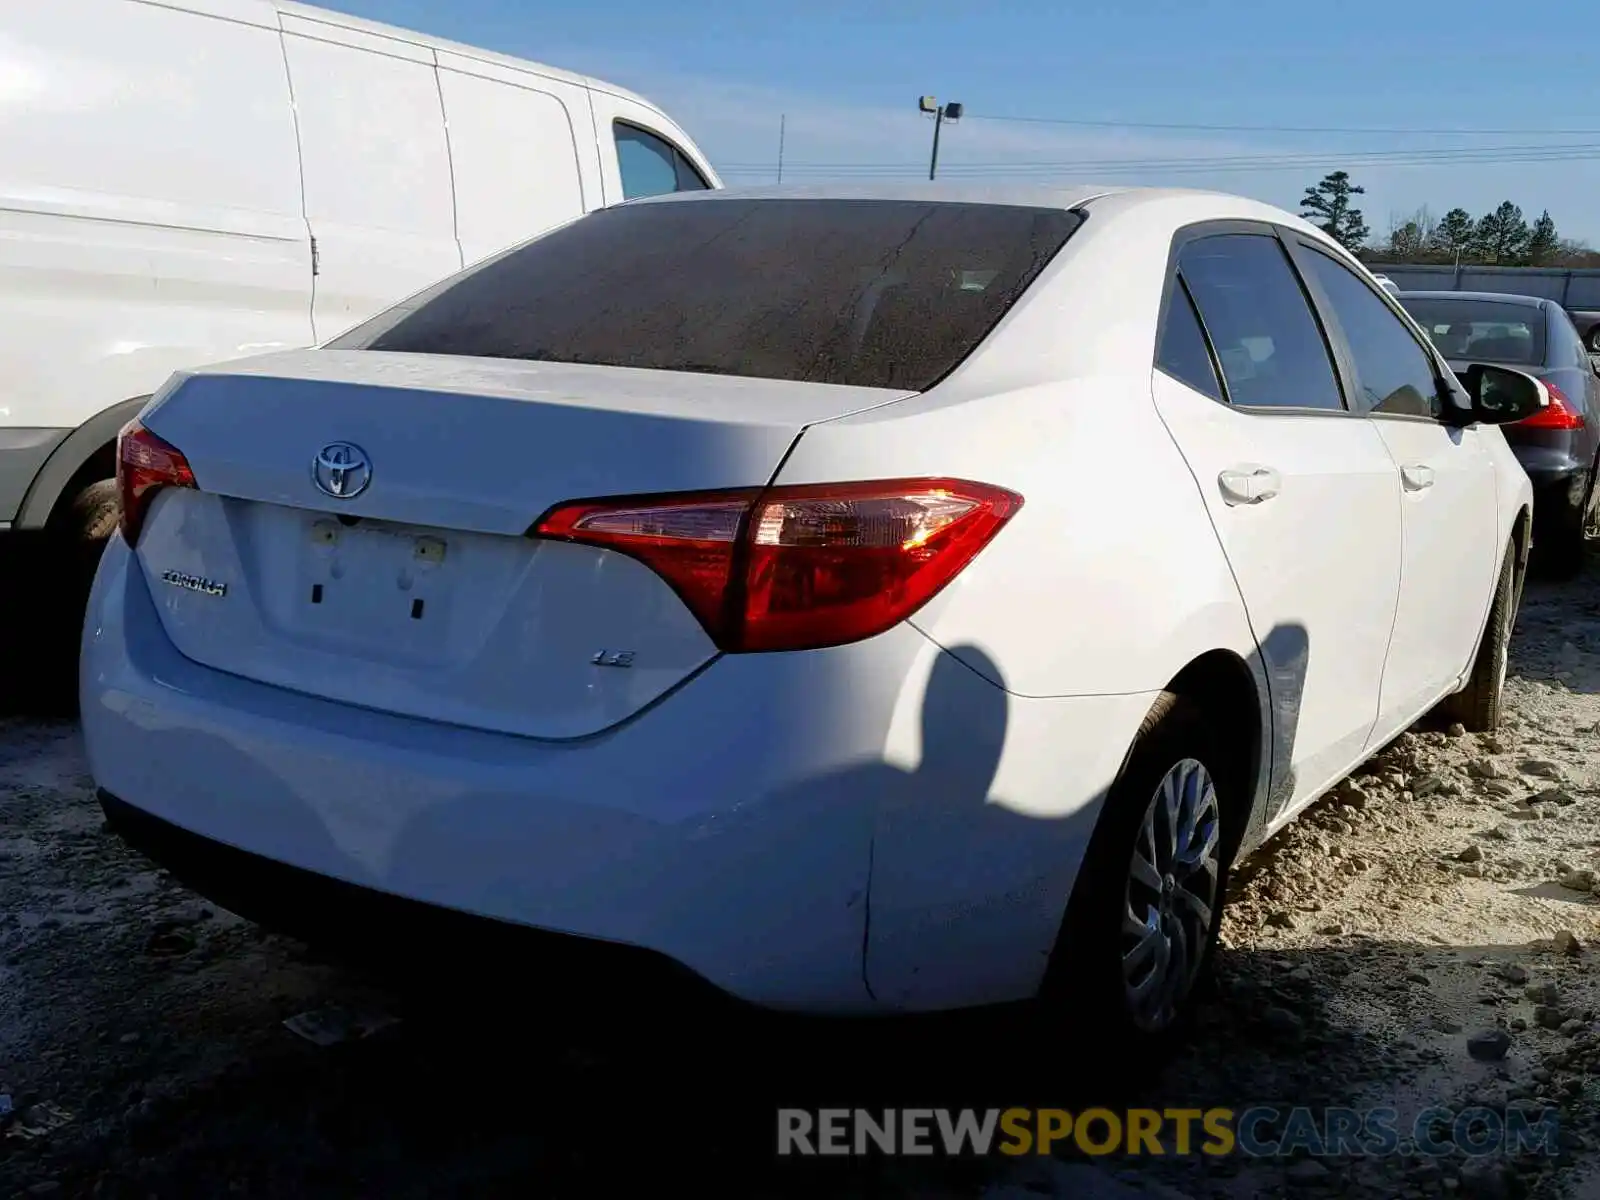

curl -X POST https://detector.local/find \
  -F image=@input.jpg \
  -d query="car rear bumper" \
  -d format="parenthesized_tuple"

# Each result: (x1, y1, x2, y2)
(1507, 440, 1587, 515)
(98, 787, 734, 1007)
(1525, 464, 1587, 521)
(82, 536, 1151, 1013)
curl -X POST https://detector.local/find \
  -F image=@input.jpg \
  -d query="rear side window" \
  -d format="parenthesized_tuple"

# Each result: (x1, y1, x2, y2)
(1156, 279, 1223, 401)
(615, 123, 709, 199)
(1548, 307, 1589, 368)
(334, 199, 1082, 391)
(1179, 234, 1345, 412)
(1397, 297, 1547, 366)
(1297, 247, 1442, 418)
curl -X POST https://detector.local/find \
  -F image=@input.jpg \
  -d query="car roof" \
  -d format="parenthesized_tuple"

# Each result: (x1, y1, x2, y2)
(624, 181, 1133, 209)
(1396, 290, 1551, 309)
(625, 181, 1337, 231)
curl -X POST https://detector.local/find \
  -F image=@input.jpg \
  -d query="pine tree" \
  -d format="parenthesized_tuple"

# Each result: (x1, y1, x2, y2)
(1300, 171, 1370, 252)
(1430, 208, 1475, 260)
(1527, 211, 1559, 266)
(1473, 201, 1530, 264)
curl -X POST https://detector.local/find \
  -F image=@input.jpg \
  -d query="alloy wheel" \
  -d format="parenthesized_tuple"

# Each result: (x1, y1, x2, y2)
(1121, 757, 1222, 1033)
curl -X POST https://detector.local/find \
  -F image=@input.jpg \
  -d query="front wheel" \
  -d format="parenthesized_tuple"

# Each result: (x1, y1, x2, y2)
(1439, 542, 1517, 733)
(1039, 693, 1234, 1067)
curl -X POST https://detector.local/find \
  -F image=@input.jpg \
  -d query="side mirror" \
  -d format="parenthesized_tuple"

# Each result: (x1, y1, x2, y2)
(1449, 363, 1549, 426)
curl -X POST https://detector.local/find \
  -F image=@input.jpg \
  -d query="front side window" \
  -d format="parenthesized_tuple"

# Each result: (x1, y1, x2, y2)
(1178, 234, 1345, 412)
(331, 198, 1082, 391)
(1298, 247, 1442, 418)
(615, 122, 709, 200)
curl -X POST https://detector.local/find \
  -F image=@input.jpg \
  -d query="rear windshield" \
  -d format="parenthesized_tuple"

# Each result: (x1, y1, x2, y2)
(1397, 297, 1547, 366)
(330, 198, 1081, 392)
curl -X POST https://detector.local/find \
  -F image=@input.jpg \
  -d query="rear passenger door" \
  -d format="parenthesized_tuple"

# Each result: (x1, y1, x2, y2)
(280, 16, 464, 340)
(1149, 226, 1403, 819)
(1288, 239, 1499, 732)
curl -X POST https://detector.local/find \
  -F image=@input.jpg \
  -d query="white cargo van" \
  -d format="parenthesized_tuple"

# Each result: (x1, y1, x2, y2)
(0, 0, 718, 567)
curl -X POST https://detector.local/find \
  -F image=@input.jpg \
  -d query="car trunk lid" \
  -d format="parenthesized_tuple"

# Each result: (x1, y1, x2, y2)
(131, 350, 912, 739)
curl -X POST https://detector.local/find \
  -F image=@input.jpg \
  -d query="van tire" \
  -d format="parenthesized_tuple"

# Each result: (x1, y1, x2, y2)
(27, 479, 119, 715)
(1440, 542, 1516, 733)
(61, 478, 121, 544)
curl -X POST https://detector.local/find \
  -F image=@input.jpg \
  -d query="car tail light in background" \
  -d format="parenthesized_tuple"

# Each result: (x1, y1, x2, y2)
(1515, 381, 1585, 430)
(117, 420, 196, 546)
(534, 478, 1023, 652)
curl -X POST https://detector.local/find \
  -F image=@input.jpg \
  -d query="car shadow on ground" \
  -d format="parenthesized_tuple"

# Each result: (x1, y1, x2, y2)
(0, 618, 1358, 1199)
(3, 930, 1582, 1199)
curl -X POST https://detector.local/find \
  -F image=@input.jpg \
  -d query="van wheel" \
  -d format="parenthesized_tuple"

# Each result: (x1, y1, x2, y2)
(1440, 543, 1516, 733)
(63, 478, 121, 543)
(1039, 693, 1233, 1069)
(31, 479, 120, 715)
(52, 478, 120, 597)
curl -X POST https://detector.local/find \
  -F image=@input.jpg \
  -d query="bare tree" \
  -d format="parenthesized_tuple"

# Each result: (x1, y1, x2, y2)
(1387, 218, 1425, 260)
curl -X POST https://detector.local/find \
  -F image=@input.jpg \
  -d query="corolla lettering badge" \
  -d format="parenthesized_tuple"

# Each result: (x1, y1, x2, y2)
(161, 570, 227, 598)
(312, 442, 371, 500)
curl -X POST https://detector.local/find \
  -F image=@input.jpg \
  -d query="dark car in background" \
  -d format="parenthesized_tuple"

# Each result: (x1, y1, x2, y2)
(1398, 290, 1600, 576)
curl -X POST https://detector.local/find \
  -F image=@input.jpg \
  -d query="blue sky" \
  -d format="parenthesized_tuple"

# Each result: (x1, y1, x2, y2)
(319, 0, 1600, 244)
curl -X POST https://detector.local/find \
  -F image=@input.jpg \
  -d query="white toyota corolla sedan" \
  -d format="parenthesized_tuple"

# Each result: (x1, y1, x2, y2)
(83, 183, 1544, 1057)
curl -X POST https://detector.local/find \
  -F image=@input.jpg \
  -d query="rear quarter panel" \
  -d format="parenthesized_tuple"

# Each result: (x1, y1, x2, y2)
(775, 376, 1258, 701)
(779, 374, 1265, 1011)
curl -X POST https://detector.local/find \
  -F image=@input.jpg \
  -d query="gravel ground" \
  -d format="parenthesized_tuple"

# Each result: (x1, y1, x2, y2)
(6, 555, 1600, 1198)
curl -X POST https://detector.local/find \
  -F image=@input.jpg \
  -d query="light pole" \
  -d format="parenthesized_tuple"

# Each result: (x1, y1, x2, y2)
(918, 95, 963, 181)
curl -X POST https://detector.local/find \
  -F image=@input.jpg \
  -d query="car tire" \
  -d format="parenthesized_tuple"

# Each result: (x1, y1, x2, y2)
(1038, 691, 1235, 1070)
(1440, 542, 1517, 733)
(1588, 326, 1600, 354)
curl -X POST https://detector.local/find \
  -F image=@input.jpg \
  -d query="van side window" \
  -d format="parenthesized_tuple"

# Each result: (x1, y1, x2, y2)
(614, 122, 709, 199)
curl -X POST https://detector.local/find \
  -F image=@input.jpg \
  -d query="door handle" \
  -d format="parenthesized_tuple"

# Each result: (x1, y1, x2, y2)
(1218, 465, 1281, 505)
(1401, 463, 1435, 491)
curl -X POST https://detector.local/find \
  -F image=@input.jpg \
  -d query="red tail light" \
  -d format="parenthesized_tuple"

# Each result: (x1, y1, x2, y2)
(116, 420, 196, 546)
(534, 478, 1023, 652)
(1515, 381, 1584, 430)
